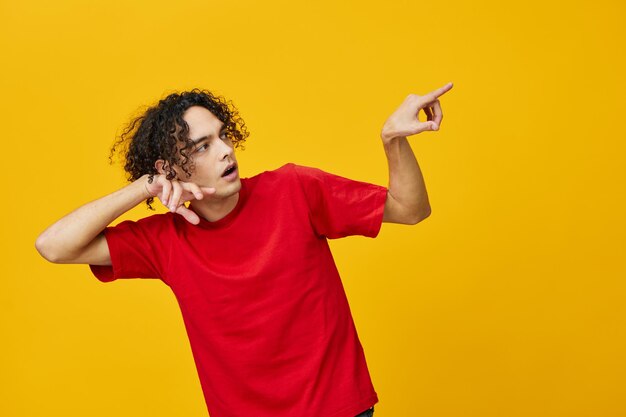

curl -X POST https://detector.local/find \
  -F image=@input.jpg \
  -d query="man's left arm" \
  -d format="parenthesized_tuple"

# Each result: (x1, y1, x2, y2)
(380, 82, 454, 225)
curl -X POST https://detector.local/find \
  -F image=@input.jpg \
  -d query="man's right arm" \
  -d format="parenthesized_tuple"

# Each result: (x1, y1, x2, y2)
(36, 173, 215, 265)
(35, 175, 154, 265)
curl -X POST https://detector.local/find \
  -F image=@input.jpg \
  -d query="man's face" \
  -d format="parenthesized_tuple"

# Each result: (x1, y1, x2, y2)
(176, 106, 241, 199)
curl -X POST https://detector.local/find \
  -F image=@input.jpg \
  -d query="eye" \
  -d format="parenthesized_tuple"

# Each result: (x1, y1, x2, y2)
(220, 130, 229, 140)
(195, 143, 208, 153)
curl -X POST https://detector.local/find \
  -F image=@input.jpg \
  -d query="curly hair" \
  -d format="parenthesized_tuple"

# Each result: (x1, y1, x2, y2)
(109, 88, 249, 209)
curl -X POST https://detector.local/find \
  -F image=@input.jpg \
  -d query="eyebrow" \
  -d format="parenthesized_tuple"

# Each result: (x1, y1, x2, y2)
(191, 124, 227, 145)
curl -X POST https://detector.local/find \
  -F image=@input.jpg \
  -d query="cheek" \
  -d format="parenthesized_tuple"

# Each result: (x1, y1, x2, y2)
(194, 155, 219, 178)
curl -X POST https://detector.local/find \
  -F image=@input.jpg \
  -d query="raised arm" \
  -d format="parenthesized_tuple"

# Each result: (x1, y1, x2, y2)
(35, 175, 215, 265)
(380, 82, 453, 225)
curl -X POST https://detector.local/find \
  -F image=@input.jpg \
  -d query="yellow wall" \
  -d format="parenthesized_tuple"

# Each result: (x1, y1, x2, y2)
(2, 0, 625, 416)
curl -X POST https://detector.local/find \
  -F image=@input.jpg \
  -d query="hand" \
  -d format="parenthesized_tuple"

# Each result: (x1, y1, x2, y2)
(381, 82, 453, 144)
(142, 174, 216, 225)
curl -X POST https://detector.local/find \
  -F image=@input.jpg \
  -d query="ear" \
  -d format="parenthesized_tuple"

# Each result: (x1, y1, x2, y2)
(155, 159, 168, 176)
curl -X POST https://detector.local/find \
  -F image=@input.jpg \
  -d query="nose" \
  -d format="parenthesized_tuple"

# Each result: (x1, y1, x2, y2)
(218, 138, 234, 161)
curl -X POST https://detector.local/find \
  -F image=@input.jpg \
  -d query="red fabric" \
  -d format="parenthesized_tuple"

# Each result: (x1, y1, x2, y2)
(90, 163, 388, 417)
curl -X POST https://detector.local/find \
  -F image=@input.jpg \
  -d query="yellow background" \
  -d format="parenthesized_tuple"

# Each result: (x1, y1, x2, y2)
(2, 0, 625, 416)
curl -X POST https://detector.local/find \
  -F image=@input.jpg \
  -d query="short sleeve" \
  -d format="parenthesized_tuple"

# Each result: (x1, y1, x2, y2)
(291, 163, 388, 239)
(89, 213, 172, 284)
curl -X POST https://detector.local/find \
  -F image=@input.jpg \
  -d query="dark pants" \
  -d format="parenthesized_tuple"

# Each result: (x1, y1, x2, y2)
(354, 406, 375, 417)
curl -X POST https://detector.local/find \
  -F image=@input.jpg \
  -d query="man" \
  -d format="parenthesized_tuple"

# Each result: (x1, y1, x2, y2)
(35, 82, 453, 417)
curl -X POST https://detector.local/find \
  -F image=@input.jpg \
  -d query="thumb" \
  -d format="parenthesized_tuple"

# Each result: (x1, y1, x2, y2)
(413, 121, 439, 134)
(175, 205, 201, 225)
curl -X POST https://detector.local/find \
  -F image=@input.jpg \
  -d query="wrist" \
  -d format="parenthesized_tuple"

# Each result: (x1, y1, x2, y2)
(136, 174, 155, 199)
(381, 132, 405, 146)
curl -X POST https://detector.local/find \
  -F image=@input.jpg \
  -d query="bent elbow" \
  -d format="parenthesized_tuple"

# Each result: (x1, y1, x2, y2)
(408, 206, 431, 225)
(35, 235, 62, 263)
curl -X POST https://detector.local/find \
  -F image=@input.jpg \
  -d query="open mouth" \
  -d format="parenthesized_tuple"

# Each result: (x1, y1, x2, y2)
(222, 164, 237, 177)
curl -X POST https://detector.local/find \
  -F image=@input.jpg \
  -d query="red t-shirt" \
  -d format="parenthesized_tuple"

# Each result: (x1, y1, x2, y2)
(90, 163, 388, 417)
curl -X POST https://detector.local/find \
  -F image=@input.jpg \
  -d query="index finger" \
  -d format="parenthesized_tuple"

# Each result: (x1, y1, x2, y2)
(181, 181, 204, 200)
(423, 82, 454, 103)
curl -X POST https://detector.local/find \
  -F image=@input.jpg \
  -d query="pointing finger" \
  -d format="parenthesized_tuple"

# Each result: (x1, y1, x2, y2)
(423, 82, 453, 103)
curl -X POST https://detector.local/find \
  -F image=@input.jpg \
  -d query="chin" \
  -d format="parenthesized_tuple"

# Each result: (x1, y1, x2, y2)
(230, 180, 242, 193)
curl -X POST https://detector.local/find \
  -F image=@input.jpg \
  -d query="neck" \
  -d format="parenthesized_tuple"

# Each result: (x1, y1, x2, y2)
(190, 192, 240, 222)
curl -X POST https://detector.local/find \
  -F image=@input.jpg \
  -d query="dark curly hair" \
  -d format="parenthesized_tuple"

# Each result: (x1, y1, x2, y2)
(109, 88, 249, 209)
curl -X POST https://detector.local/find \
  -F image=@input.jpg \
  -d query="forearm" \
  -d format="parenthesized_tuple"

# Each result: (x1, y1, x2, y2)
(383, 136, 431, 221)
(378, 83, 452, 223)
(35, 175, 151, 262)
